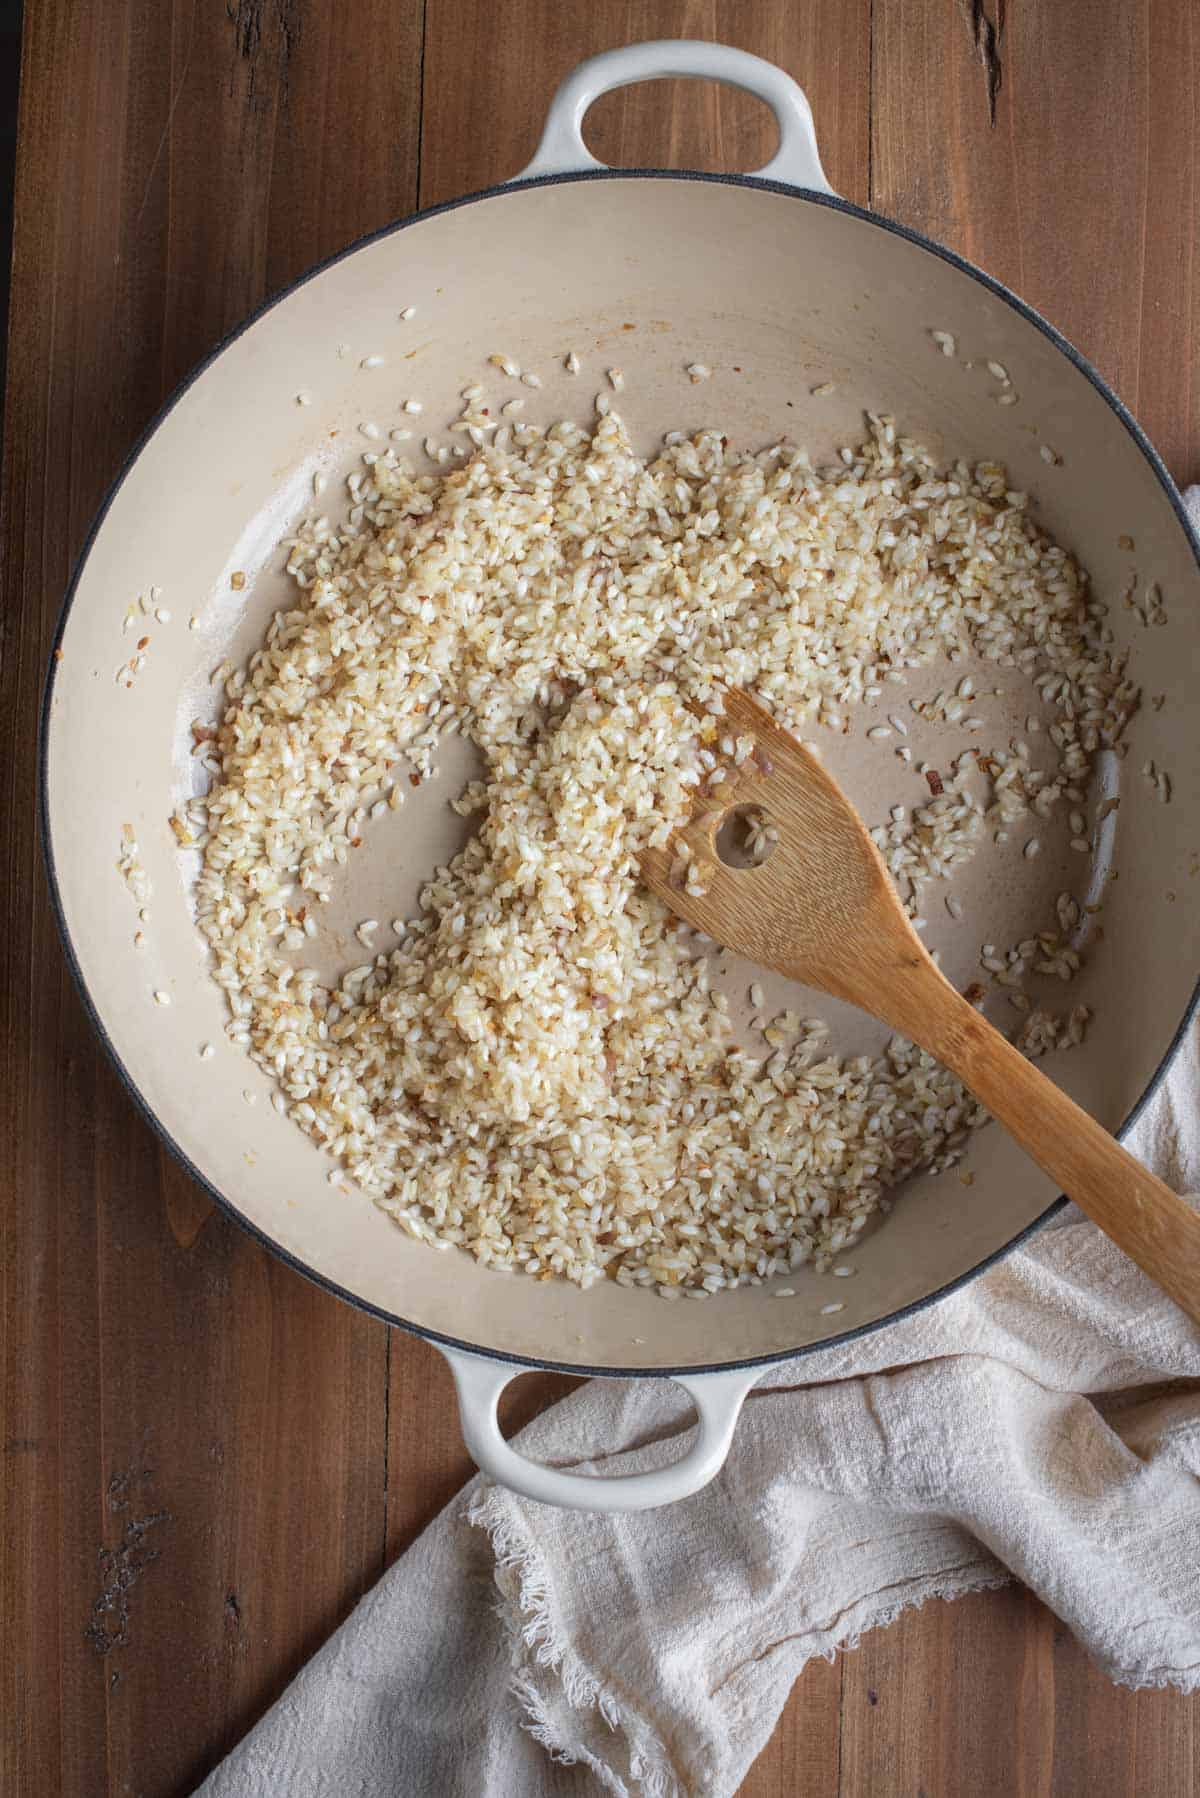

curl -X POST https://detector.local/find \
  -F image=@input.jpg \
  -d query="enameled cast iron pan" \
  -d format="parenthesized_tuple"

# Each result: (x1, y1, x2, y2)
(42, 43, 1200, 1509)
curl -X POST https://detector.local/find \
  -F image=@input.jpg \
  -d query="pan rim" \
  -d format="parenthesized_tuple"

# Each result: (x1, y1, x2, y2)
(39, 167, 1200, 1380)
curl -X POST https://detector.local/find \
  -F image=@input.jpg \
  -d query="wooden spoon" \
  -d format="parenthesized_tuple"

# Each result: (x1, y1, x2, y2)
(640, 687, 1200, 1325)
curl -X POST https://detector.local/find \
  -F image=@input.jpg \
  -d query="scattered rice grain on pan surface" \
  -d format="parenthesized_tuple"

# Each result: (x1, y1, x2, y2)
(192, 411, 1135, 1295)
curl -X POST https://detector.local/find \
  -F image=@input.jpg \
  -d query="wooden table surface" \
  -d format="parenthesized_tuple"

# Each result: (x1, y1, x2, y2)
(3, 2, 1197, 1792)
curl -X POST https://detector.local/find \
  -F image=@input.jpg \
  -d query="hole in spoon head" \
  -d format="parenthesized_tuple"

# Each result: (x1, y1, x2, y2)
(715, 805, 778, 870)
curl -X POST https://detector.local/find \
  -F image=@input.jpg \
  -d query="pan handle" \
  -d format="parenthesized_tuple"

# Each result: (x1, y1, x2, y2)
(442, 1346, 760, 1512)
(513, 39, 834, 194)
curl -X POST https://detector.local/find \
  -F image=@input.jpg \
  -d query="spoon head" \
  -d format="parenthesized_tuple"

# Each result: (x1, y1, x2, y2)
(640, 687, 916, 1000)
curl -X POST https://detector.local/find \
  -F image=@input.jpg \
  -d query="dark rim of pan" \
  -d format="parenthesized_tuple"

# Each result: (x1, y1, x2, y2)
(39, 170, 1200, 1380)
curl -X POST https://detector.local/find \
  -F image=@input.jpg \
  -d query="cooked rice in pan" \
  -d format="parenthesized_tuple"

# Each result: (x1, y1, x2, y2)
(188, 412, 1132, 1295)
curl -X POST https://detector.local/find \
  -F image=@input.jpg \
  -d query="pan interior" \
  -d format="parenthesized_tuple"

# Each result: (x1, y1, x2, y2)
(44, 176, 1200, 1371)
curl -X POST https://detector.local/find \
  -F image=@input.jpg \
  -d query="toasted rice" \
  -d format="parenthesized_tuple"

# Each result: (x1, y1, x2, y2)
(188, 412, 1133, 1293)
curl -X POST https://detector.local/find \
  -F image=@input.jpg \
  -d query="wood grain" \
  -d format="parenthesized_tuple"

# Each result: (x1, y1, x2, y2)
(2, 1, 1197, 1794)
(872, 0, 1199, 482)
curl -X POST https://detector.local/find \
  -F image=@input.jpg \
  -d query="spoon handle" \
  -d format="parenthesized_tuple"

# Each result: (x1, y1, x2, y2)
(890, 968, 1200, 1326)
